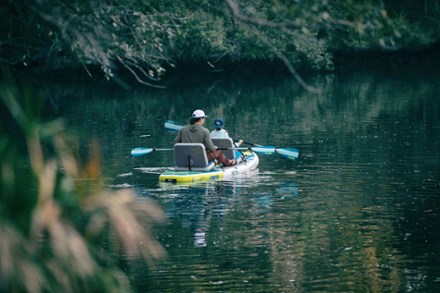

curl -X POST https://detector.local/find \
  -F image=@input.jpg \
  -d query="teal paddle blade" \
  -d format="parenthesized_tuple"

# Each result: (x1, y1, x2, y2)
(131, 147, 153, 157)
(164, 120, 182, 131)
(276, 148, 299, 160)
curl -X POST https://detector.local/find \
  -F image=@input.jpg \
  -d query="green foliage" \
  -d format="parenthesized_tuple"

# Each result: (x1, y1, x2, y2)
(0, 0, 439, 82)
(172, 11, 231, 60)
(388, 14, 435, 48)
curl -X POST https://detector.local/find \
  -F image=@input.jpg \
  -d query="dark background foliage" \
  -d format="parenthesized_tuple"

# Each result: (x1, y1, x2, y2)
(1, 0, 439, 83)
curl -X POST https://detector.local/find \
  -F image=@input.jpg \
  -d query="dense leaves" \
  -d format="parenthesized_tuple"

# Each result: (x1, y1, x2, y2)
(0, 0, 439, 82)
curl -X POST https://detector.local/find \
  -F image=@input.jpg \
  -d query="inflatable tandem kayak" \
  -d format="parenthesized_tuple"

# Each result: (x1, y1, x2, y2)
(159, 150, 259, 183)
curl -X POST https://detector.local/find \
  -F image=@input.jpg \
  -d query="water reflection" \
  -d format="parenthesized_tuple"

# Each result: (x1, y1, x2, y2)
(47, 65, 440, 292)
(153, 176, 267, 247)
(275, 182, 299, 199)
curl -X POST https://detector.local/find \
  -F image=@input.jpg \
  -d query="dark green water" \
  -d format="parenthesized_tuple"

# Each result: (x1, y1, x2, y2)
(52, 65, 440, 292)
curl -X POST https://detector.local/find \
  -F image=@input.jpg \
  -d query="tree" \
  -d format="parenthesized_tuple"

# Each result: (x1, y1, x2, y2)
(0, 0, 438, 88)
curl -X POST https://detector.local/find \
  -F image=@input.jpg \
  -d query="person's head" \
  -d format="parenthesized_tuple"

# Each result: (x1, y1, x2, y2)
(213, 118, 224, 130)
(190, 109, 207, 125)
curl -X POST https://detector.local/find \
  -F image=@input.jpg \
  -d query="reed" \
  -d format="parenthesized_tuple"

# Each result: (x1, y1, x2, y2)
(0, 74, 165, 292)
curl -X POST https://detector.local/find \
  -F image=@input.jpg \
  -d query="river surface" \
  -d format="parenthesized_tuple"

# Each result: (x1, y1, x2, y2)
(50, 63, 440, 292)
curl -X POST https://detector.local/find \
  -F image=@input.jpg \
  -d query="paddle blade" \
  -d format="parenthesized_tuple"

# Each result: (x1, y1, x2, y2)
(251, 146, 276, 155)
(276, 148, 299, 160)
(131, 147, 153, 157)
(164, 120, 182, 132)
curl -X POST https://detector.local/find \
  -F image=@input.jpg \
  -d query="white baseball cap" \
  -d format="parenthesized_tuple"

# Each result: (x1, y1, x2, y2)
(192, 109, 208, 118)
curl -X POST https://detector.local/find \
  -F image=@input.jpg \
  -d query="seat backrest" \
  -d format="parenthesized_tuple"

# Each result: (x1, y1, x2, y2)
(174, 143, 215, 171)
(211, 137, 235, 160)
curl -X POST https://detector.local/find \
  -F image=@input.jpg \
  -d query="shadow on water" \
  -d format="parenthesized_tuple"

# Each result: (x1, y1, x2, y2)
(42, 63, 440, 292)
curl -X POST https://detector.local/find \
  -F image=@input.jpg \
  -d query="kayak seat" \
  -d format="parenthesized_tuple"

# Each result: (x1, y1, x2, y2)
(174, 143, 215, 171)
(211, 137, 235, 160)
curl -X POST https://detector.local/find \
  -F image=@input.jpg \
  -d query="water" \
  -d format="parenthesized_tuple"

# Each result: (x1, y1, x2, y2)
(50, 64, 440, 292)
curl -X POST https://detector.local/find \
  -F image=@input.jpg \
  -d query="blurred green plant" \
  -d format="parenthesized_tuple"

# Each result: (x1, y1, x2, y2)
(0, 72, 166, 292)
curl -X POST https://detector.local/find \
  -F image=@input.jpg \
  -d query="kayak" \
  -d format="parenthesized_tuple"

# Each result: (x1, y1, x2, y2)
(159, 150, 259, 183)
(131, 130, 298, 184)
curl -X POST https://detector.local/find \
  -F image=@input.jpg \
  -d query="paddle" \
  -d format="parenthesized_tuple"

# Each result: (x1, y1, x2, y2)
(132, 143, 298, 159)
(164, 120, 182, 132)
(239, 141, 299, 160)
(163, 120, 299, 159)
(131, 146, 277, 157)
(131, 147, 173, 157)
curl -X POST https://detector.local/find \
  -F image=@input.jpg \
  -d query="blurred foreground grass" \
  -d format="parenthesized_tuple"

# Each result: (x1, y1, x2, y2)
(0, 73, 165, 292)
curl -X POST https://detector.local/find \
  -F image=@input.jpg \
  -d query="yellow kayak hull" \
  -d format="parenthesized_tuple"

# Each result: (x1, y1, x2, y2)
(159, 170, 224, 183)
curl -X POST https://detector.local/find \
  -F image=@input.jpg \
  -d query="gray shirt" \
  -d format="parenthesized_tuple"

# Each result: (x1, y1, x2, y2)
(174, 124, 217, 151)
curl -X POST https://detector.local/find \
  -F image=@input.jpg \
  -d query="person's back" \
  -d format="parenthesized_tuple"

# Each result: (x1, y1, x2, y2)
(210, 128, 229, 138)
(174, 110, 237, 166)
(210, 117, 229, 138)
(176, 124, 216, 151)
(210, 118, 243, 146)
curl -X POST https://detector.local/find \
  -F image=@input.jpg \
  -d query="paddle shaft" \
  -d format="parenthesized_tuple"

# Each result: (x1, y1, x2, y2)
(237, 140, 262, 147)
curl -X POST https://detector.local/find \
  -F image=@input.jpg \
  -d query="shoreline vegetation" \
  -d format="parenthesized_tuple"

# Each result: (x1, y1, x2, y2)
(1, 1, 439, 89)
